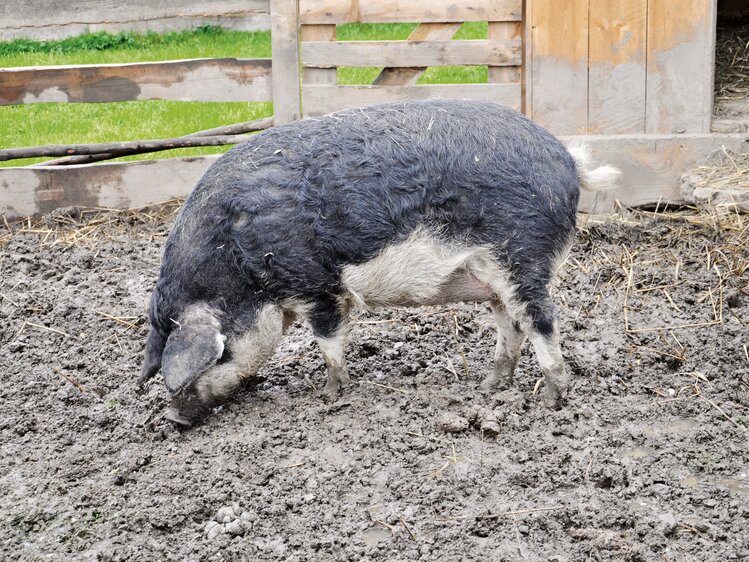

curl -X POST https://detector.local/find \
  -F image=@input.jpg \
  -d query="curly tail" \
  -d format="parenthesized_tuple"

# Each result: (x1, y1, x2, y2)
(566, 142, 621, 192)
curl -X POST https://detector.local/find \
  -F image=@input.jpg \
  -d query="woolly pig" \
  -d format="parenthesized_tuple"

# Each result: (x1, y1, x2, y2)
(139, 99, 619, 425)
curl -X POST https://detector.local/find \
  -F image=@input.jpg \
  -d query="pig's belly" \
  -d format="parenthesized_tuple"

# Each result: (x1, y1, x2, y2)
(340, 227, 499, 309)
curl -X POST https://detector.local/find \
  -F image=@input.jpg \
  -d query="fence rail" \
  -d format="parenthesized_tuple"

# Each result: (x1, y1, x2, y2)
(0, 0, 271, 40)
(0, 59, 273, 105)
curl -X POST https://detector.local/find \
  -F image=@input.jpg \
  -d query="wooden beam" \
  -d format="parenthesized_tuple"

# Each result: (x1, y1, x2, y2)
(0, 59, 273, 105)
(302, 83, 522, 116)
(301, 25, 337, 85)
(271, 0, 302, 124)
(588, 0, 647, 134)
(530, 0, 589, 134)
(302, 39, 521, 68)
(3, 134, 747, 220)
(299, 0, 522, 24)
(0, 0, 270, 41)
(646, 0, 717, 134)
(0, 156, 220, 219)
(372, 23, 461, 86)
(571, 133, 749, 212)
(488, 22, 522, 84)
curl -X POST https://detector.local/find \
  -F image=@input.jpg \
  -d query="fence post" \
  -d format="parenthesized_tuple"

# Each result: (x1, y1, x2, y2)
(270, 0, 302, 124)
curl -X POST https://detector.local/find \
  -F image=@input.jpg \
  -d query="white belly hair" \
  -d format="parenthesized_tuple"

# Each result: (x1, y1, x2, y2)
(340, 228, 499, 309)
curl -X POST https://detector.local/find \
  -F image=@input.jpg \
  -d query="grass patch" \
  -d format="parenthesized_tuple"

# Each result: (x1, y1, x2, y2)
(0, 23, 489, 166)
(0, 27, 271, 67)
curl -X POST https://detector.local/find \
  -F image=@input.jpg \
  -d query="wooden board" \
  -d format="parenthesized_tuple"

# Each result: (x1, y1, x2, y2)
(299, 0, 522, 24)
(571, 133, 749, 212)
(4, 135, 747, 220)
(530, 0, 589, 135)
(646, 0, 717, 134)
(271, 0, 302, 124)
(588, 0, 647, 134)
(373, 23, 461, 86)
(0, 0, 270, 41)
(0, 59, 273, 105)
(488, 22, 521, 84)
(302, 39, 521, 68)
(301, 25, 337, 85)
(0, 156, 220, 219)
(302, 83, 522, 116)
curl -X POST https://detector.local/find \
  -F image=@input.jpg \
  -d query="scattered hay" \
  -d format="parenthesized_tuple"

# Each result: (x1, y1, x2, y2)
(0, 199, 182, 248)
(693, 147, 749, 192)
(715, 23, 749, 106)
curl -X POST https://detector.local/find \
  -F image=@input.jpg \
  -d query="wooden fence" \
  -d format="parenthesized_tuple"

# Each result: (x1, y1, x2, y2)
(1, 0, 746, 220)
(0, 0, 271, 41)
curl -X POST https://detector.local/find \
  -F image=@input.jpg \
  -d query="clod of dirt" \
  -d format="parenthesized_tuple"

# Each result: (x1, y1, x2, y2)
(437, 411, 469, 433)
(205, 506, 253, 540)
(464, 406, 504, 437)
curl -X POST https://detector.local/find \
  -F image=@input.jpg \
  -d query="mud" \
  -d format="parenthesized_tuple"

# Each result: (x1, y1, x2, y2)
(1, 206, 748, 561)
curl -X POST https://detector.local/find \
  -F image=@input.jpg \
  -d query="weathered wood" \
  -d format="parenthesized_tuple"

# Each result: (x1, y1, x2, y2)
(299, 0, 522, 24)
(0, 0, 270, 41)
(373, 23, 461, 86)
(0, 135, 254, 162)
(530, 0, 589, 135)
(4, 134, 748, 220)
(302, 83, 521, 116)
(33, 117, 273, 166)
(488, 22, 521, 84)
(183, 117, 274, 138)
(271, 0, 302, 124)
(301, 25, 337, 85)
(588, 0, 647, 134)
(571, 133, 749, 212)
(521, 0, 532, 116)
(0, 156, 220, 219)
(302, 39, 521, 68)
(0, 59, 272, 105)
(646, 0, 717, 134)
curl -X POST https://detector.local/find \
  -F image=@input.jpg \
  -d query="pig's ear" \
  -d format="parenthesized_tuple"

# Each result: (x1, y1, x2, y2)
(162, 323, 226, 395)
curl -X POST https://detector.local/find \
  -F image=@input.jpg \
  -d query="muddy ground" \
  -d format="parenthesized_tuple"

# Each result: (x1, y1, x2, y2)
(1, 204, 748, 562)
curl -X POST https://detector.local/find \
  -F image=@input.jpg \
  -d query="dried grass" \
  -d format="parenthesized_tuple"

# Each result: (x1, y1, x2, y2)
(715, 23, 749, 104)
(0, 199, 182, 248)
(692, 147, 749, 192)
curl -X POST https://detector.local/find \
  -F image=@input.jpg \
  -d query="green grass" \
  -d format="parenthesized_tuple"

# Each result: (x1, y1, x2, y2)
(0, 23, 489, 167)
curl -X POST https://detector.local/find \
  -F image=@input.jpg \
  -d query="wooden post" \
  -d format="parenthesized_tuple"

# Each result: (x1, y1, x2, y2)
(270, 0, 301, 124)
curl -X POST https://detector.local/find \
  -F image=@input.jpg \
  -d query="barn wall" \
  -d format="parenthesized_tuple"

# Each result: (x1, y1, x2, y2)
(528, 0, 717, 136)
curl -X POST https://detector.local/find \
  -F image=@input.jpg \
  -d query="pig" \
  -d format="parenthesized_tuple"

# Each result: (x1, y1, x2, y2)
(139, 99, 619, 425)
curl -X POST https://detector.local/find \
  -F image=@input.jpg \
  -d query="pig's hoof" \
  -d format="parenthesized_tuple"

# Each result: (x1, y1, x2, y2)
(321, 380, 340, 400)
(542, 386, 566, 410)
(479, 372, 512, 393)
(164, 407, 193, 427)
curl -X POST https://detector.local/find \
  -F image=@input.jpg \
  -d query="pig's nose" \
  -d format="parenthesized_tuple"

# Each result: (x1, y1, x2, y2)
(164, 406, 194, 427)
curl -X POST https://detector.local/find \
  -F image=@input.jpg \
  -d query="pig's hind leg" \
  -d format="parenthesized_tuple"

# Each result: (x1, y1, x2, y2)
(480, 301, 526, 392)
(307, 298, 351, 397)
(469, 257, 568, 409)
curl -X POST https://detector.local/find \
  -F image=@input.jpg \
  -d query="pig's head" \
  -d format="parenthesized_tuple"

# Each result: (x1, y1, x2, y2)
(140, 293, 284, 426)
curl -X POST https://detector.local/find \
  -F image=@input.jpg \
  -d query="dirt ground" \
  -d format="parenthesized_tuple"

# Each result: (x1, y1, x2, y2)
(1, 202, 748, 562)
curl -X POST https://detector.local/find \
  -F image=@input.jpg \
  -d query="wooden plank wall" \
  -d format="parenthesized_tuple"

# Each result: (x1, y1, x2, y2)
(528, 0, 718, 135)
(4, 134, 747, 220)
(0, 0, 271, 40)
(0, 59, 272, 105)
(298, 0, 523, 117)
